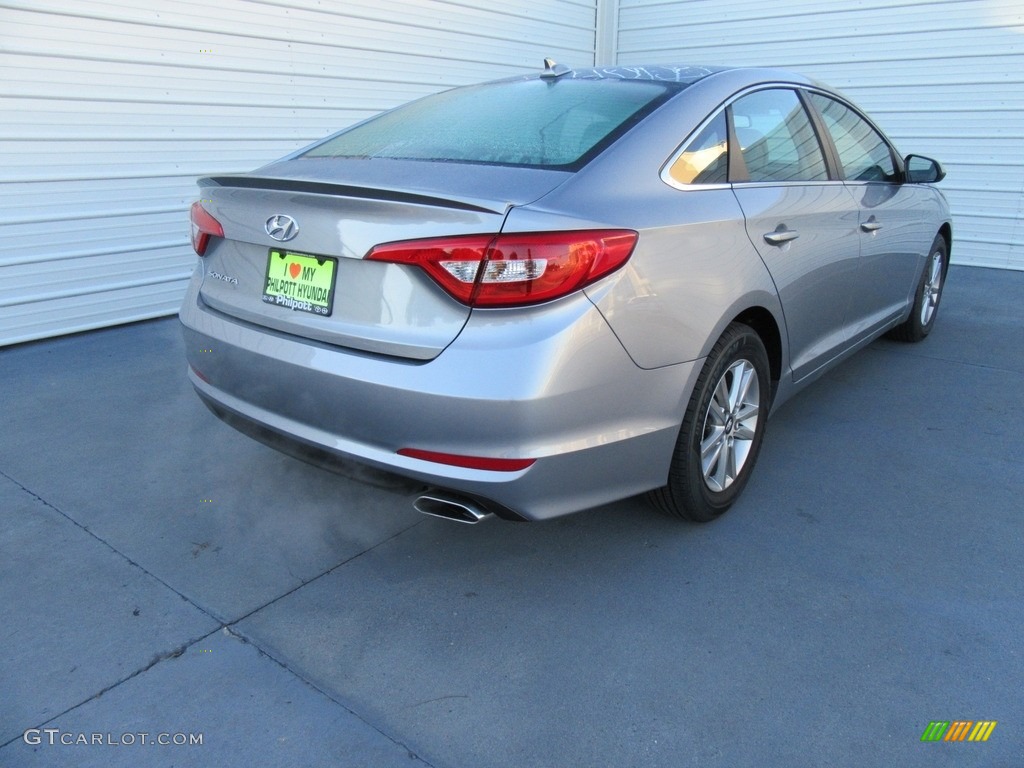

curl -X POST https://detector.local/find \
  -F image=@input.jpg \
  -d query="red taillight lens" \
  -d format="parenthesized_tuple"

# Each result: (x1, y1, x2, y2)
(190, 201, 224, 256)
(366, 229, 638, 307)
(367, 235, 492, 303)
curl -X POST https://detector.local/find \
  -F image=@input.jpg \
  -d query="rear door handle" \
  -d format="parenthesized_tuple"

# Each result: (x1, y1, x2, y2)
(861, 217, 883, 233)
(763, 228, 799, 246)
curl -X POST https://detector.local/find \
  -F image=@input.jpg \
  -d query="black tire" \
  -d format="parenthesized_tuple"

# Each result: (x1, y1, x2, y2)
(887, 234, 948, 342)
(648, 322, 771, 522)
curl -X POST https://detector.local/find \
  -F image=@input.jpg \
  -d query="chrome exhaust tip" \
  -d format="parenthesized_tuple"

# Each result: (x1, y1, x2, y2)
(414, 493, 494, 524)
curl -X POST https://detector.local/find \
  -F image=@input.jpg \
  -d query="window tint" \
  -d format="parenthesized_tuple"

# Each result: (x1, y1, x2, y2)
(731, 89, 828, 182)
(303, 79, 675, 169)
(809, 93, 897, 182)
(668, 112, 728, 184)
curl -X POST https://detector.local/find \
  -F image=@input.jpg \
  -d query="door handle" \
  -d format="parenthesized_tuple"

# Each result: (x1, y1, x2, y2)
(861, 218, 883, 233)
(763, 228, 799, 246)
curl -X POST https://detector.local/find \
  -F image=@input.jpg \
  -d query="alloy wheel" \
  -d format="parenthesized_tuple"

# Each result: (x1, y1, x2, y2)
(920, 250, 944, 326)
(700, 359, 761, 493)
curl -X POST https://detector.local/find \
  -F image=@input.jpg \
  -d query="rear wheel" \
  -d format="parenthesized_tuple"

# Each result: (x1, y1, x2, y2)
(649, 323, 770, 522)
(887, 234, 948, 342)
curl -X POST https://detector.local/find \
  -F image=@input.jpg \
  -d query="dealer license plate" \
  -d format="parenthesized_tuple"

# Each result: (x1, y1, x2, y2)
(262, 250, 337, 317)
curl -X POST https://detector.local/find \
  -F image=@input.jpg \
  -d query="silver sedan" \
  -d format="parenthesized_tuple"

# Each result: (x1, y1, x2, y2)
(180, 63, 951, 523)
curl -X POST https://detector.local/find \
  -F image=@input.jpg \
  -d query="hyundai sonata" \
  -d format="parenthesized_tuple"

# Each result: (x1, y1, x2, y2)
(180, 62, 951, 523)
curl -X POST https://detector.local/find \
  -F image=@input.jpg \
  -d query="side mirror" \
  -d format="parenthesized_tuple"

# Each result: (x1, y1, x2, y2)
(905, 154, 946, 184)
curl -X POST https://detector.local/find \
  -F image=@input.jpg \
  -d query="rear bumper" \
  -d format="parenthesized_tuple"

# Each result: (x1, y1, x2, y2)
(180, 278, 701, 520)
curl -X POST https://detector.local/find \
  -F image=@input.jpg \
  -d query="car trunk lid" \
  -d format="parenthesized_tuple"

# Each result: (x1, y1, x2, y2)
(195, 159, 571, 360)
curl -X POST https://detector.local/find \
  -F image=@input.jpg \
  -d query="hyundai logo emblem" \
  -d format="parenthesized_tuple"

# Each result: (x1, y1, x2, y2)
(265, 214, 299, 242)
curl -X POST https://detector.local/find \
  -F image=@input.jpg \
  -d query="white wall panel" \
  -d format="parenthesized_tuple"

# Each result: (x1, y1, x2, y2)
(0, 0, 597, 346)
(617, 0, 1024, 270)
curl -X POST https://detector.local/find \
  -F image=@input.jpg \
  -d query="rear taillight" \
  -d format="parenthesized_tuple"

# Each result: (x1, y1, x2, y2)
(190, 201, 224, 256)
(366, 230, 638, 307)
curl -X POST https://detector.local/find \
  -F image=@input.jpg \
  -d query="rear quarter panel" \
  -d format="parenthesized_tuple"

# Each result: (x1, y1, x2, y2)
(504, 198, 781, 371)
(512, 72, 792, 371)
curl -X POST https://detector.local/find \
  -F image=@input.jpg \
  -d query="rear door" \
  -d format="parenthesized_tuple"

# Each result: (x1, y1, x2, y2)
(729, 88, 861, 381)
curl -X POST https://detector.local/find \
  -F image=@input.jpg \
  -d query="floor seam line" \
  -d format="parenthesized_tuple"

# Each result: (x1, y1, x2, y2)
(221, 518, 425, 628)
(223, 624, 438, 767)
(0, 626, 221, 749)
(208, 520, 435, 763)
(2, 468, 427, 756)
(1, 468, 218, 619)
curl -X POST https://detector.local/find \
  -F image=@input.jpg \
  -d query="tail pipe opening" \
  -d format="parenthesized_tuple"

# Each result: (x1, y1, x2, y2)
(413, 493, 494, 524)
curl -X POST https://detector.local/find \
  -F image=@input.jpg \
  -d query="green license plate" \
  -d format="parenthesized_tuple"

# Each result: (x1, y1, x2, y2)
(263, 250, 337, 317)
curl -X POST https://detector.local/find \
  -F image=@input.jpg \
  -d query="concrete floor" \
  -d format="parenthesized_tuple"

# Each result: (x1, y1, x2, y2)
(1, 265, 1021, 767)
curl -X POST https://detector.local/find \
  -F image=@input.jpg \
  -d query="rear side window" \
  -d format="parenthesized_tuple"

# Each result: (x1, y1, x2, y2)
(731, 89, 828, 182)
(303, 79, 676, 170)
(668, 112, 728, 185)
(809, 93, 898, 182)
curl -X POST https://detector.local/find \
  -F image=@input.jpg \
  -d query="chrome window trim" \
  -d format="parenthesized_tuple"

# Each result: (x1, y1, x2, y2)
(660, 99, 736, 192)
(660, 82, 884, 192)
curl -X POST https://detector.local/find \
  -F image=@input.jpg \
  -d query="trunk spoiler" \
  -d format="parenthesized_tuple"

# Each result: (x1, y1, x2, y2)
(200, 176, 505, 215)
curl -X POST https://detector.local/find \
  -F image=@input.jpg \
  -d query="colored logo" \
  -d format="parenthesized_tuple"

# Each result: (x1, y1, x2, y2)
(265, 214, 299, 242)
(921, 720, 997, 742)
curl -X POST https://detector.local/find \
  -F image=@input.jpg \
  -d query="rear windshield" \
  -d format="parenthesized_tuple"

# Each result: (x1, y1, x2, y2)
(302, 78, 676, 170)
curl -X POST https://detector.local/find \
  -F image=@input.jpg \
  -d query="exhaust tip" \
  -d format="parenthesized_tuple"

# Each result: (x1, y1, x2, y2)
(414, 493, 493, 524)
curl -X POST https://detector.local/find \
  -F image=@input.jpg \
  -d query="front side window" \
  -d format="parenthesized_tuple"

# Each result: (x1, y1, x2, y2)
(731, 89, 828, 182)
(809, 93, 897, 182)
(303, 79, 676, 170)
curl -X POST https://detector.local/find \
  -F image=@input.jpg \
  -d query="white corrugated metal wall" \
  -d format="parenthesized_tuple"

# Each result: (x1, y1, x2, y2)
(0, 0, 597, 346)
(615, 0, 1024, 271)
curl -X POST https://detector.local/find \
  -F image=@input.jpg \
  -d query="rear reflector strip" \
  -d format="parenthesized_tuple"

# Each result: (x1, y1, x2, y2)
(398, 448, 535, 472)
(189, 364, 210, 384)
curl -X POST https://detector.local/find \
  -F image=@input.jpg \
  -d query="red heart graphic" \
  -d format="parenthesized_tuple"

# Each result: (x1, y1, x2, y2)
(288, 263, 301, 279)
